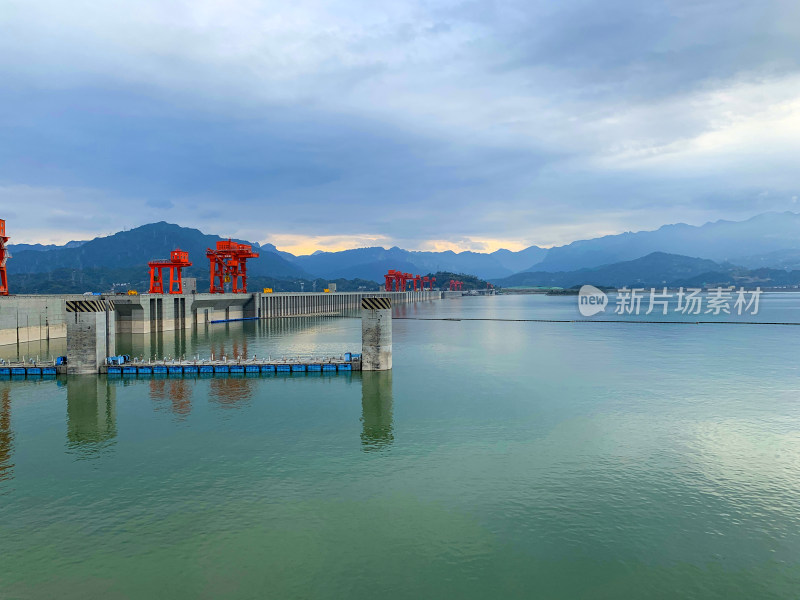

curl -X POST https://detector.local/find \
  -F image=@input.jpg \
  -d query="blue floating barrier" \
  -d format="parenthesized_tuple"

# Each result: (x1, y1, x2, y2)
(42, 367, 57, 376)
(230, 365, 245, 373)
(245, 365, 260, 373)
(27, 367, 42, 376)
(322, 364, 337, 372)
(276, 365, 290, 372)
(214, 365, 230, 373)
(338, 363, 352, 371)
(168, 366, 183, 374)
(291, 364, 307, 372)
(199, 365, 213, 373)
(262, 365, 276, 372)
(108, 366, 122, 374)
(308, 364, 322, 372)
(0, 367, 10, 377)
(184, 366, 198, 374)
(136, 366, 152, 375)
(153, 366, 168, 374)
(11, 368, 25, 376)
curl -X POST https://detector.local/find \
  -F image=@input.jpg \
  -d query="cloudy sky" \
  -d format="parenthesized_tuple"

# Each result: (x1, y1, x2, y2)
(2, 0, 800, 253)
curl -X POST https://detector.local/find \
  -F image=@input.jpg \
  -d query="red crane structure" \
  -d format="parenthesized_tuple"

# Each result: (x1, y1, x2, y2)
(385, 270, 437, 292)
(449, 279, 463, 291)
(384, 270, 402, 291)
(207, 240, 259, 294)
(148, 249, 192, 294)
(0, 219, 8, 296)
(383, 270, 414, 291)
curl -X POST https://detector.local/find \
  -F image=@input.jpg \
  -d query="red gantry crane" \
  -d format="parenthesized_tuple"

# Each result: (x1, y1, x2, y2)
(384, 270, 400, 292)
(0, 219, 8, 296)
(385, 270, 437, 291)
(207, 240, 259, 294)
(384, 270, 410, 291)
(149, 249, 192, 294)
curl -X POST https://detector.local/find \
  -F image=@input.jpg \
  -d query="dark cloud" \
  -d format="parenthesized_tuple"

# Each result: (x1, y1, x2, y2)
(1, 0, 799, 248)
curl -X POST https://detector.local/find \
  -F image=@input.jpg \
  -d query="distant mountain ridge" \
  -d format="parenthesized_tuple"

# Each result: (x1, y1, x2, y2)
(9, 240, 86, 253)
(8, 212, 800, 287)
(7, 222, 310, 280)
(528, 212, 800, 273)
(7, 224, 548, 281)
(285, 211, 800, 278)
(495, 252, 726, 288)
(493, 252, 800, 289)
(287, 245, 548, 280)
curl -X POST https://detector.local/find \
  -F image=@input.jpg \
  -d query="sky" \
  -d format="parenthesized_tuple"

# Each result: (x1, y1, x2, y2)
(2, 0, 800, 254)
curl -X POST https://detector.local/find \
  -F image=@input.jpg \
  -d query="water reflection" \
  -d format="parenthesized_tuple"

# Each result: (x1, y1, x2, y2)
(115, 316, 356, 363)
(0, 337, 67, 364)
(0, 385, 13, 482)
(208, 338, 249, 361)
(209, 377, 253, 410)
(360, 371, 394, 451)
(66, 376, 117, 457)
(150, 378, 193, 419)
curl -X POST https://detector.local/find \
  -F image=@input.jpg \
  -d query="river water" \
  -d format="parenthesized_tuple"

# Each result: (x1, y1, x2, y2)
(2, 294, 800, 599)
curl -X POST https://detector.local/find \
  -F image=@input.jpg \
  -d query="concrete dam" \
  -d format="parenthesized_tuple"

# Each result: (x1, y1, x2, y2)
(0, 290, 440, 344)
(0, 290, 441, 374)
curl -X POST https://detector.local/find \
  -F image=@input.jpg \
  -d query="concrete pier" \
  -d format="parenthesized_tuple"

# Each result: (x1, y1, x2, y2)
(361, 297, 392, 371)
(65, 299, 116, 375)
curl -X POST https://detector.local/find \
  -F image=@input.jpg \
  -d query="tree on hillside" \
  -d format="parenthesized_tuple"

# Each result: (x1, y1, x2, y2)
(425, 271, 493, 290)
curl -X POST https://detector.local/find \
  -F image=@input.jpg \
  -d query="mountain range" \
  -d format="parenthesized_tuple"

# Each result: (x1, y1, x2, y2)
(492, 252, 800, 289)
(530, 212, 800, 273)
(6, 211, 800, 292)
(9, 223, 311, 280)
(287, 245, 548, 281)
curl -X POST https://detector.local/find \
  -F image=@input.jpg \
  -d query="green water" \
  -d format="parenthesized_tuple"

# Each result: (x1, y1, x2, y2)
(2, 295, 800, 599)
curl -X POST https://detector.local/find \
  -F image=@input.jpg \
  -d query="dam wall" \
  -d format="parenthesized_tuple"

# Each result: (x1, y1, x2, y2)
(0, 290, 442, 347)
(0, 294, 78, 346)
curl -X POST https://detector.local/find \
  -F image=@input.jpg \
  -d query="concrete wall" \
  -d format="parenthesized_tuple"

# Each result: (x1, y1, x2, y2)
(65, 310, 115, 375)
(0, 290, 443, 347)
(259, 290, 439, 318)
(0, 295, 68, 346)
